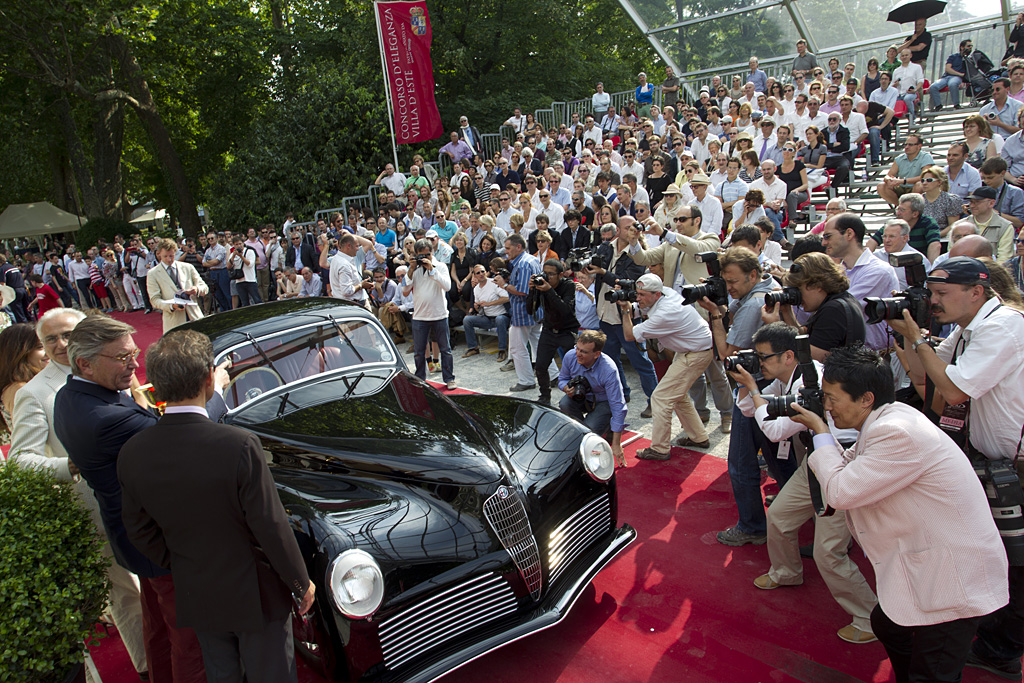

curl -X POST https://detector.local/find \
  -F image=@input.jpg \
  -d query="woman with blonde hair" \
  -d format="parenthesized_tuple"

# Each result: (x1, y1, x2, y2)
(654, 184, 686, 232)
(962, 115, 998, 168)
(533, 230, 559, 263)
(735, 103, 753, 131)
(918, 165, 964, 235)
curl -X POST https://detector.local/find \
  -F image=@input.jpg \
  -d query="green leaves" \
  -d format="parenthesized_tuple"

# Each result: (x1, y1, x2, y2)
(0, 464, 110, 683)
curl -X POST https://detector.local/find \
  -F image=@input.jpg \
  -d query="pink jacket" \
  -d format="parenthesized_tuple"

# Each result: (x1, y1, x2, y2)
(809, 402, 1008, 626)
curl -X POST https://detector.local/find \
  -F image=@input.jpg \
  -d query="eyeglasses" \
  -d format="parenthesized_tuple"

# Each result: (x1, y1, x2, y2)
(756, 350, 785, 362)
(673, 216, 692, 223)
(100, 349, 141, 366)
(539, 194, 550, 198)
(921, 177, 938, 183)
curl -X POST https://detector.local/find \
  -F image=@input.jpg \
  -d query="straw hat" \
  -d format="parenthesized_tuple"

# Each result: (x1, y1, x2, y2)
(663, 183, 683, 196)
(689, 172, 712, 186)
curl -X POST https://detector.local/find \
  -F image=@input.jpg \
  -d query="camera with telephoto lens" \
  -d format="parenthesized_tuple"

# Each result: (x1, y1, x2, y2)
(763, 335, 824, 420)
(723, 349, 760, 375)
(680, 252, 729, 306)
(565, 375, 592, 403)
(765, 287, 802, 309)
(864, 253, 930, 327)
(604, 279, 637, 302)
(566, 248, 606, 273)
(973, 459, 1024, 566)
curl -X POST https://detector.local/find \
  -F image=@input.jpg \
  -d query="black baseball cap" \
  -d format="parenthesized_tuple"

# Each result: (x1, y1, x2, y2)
(927, 256, 990, 284)
(966, 186, 997, 201)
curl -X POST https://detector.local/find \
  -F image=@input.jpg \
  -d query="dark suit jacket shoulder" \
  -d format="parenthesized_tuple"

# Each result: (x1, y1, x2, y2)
(118, 413, 309, 632)
(286, 244, 320, 273)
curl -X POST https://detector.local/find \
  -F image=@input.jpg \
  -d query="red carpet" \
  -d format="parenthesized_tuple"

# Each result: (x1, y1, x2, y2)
(85, 312, 997, 682)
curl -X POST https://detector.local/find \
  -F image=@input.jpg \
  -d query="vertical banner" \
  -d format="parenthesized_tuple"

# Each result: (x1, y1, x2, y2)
(375, 1, 444, 145)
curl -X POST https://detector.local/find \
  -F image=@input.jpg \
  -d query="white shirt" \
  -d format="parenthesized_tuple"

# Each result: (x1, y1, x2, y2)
(690, 137, 713, 167)
(582, 126, 602, 147)
(473, 279, 506, 317)
(496, 207, 521, 232)
(381, 173, 407, 195)
(632, 288, 712, 353)
(690, 193, 724, 236)
(230, 246, 257, 283)
(841, 111, 868, 144)
(892, 62, 924, 95)
(936, 297, 1024, 460)
(329, 251, 366, 302)
(752, 133, 777, 158)
(763, 239, 783, 264)
(538, 202, 566, 232)
(749, 176, 787, 206)
(621, 160, 645, 183)
(786, 111, 811, 141)
(67, 259, 90, 280)
(402, 258, 451, 321)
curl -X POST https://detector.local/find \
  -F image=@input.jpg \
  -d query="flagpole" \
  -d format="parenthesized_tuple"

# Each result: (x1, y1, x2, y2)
(374, 1, 401, 171)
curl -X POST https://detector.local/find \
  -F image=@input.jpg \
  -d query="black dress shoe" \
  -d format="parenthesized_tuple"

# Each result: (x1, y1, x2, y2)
(964, 651, 1023, 680)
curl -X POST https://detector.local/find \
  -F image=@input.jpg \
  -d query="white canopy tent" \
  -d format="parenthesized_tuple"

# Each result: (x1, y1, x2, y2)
(0, 202, 85, 239)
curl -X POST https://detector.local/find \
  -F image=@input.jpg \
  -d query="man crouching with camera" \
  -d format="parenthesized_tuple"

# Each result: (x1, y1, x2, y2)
(729, 323, 878, 645)
(886, 256, 1024, 679)
(557, 330, 627, 467)
(789, 345, 1008, 683)
(618, 273, 713, 460)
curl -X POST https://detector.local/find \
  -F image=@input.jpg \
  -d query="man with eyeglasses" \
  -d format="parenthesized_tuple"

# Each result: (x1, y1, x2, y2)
(979, 157, 1024, 229)
(620, 149, 645, 184)
(494, 158, 520, 192)
(785, 95, 811, 142)
(749, 160, 788, 239)
(876, 134, 934, 207)
(823, 114, 852, 186)
(537, 188, 566, 231)
(730, 322, 878, 644)
(820, 86, 842, 115)
(868, 71, 899, 109)
(54, 316, 229, 683)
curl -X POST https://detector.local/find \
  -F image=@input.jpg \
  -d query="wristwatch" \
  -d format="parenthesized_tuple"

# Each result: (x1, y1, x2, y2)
(911, 337, 929, 352)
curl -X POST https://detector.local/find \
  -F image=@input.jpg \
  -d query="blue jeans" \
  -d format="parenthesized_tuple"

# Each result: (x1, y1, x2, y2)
(900, 93, 917, 126)
(726, 402, 796, 536)
(559, 394, 612, 435)
(599, 321, 659, 402)
(764, 207, 784, 241)
(210, 269, 231, 312)
(868, 127, 884, 165)
(236, 281, 261, 307)
(929, 75, 962, 107)
(463, 314, 509, 351)
(413, 318, 454, 382)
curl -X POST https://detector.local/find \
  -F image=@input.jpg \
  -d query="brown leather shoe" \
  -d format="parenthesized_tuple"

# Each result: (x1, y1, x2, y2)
(837, 624, 878, 644)
(462, 348, 480, 358)
(753, 574, 781, 590)
(497, 350, 507, 362)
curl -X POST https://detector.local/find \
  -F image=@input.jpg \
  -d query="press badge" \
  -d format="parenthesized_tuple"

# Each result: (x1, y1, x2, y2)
(939, 402, 968, 434)
(778, 440, 791, 461)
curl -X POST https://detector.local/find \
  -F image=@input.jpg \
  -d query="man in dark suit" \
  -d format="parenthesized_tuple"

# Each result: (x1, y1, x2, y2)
(823, 114, 852, 185)
(119, 330, 314, 682)
(54, 316, 228, 683)
(559, 209, 599, 256)
(284, 233, 320, 275)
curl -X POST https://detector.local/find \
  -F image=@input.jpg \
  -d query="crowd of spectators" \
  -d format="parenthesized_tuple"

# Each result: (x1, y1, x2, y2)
(6, 21, 1024, 683)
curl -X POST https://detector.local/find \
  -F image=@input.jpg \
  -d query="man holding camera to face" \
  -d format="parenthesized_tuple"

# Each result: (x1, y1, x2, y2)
(557, 330, 626, 467)
(887, 256, 1024, 679)
(402, 238, 456, 390)
(618, 274, 713, 461)
(730, 323, 878, 645)
(526, 259, 578, 406)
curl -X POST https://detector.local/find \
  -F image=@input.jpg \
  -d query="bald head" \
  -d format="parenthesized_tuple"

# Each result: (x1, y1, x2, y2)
(949, 234, 993, 258)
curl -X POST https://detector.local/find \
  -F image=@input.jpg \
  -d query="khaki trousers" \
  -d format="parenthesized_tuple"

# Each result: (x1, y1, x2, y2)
(650, 348, 713, 452)
(376, 305, 408, 337)
(766, 458, 878, 631)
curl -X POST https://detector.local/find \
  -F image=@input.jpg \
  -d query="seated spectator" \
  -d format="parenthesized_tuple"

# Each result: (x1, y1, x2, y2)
(1000, 106, 1024, 186)
(533, 228, 559, 263)
(918, 166, 966, 235)
(276, 267, 302, 299)
(809, 198, 847, 234)
(963, 115, 998, 169)
(731, 189, 766, 233)
(983, 78, 1023, 142)
(298, 267, 322, 297)
(964, 186, 1016, 260)
(877, 133, 934, 207)
(929, 39, 972, 111)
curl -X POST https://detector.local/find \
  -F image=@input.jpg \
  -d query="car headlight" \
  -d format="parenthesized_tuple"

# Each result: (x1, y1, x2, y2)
(327, 549, 384, 618)
(579, 433, 614, 481)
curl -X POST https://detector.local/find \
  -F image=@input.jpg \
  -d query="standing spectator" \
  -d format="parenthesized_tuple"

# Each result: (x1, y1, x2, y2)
(26, 274, 60, 318)
(591, 83, 611, 120)
(929, 39, 972, 110)
(661, 66, 680, 108)
(503, 107, 527, 134)
(67, 251, 94, 310)
(402, 238, 455, 389)
(327, 233, 374, 307)
(897, 16, 932, 67)
(375, 162, 407, 195)
(48, 253, 75, 308)
(498, 233, 546, 388)
(202, 231, 231, 313)
(229, 236, 260, 308)
(636, 72, 655, 118)
(118, 330, 313, 682)
(9, 308, 147, 678)
(88, 254, 114, 313)
(54, 316, 229, 683)
(148, 238, 208, 333)
(791, 39, 817, 76)
(244, 227, 270, 303)
(458, 116, 482, 155)
(130, 238, 154, 313)
(746, 57, 768, 95)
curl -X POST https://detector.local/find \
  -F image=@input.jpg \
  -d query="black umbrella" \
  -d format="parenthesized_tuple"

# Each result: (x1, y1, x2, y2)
(887, 0, 947, 24)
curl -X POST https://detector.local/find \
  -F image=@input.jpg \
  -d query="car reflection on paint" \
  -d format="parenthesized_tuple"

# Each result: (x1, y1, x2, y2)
(180, 298, 636, 682)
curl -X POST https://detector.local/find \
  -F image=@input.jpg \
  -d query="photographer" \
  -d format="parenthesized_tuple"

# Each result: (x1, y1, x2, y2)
(527, 259, 579, 405)
(696, 246, 795, 547)
(557, 330, 626, 466)
(591, 216, 658, 416)
(402, 239, 456, 390)
(887, 256, 1024, 678)
(730, 323, 878, 645)
(761, 252, 867, 361)
(792, 346, 1008, 683)
(326, 232, 374, 307)
(620, 274, 713, 459)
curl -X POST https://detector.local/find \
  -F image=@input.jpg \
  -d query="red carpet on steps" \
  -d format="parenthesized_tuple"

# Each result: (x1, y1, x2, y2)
(87, 312, 992, 682)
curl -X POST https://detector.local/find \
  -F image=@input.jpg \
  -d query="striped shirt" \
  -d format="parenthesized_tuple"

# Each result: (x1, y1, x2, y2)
(507, 251, 542, 327)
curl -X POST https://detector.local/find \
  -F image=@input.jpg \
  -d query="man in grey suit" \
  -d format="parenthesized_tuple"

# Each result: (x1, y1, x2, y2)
(9, 308, 148, 677)
(119, 330, 314, 682)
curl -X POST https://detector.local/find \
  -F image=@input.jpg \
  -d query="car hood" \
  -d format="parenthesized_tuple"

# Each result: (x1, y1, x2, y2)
(228, 370, 508, 486)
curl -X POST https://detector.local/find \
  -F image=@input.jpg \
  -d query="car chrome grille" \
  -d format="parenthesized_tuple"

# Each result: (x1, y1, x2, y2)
(547, 493, 611, 583)
(482, 486, 543, 600)
(379, 573, 517, 670)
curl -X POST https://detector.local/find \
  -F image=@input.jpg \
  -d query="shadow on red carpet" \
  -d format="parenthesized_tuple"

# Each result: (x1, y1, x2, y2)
(88, 311, 989, 682)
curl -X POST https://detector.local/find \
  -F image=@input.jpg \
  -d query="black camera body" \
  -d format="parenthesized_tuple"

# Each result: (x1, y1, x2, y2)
(765, 287, 802, 309)
(681, 252, 729, 306)
(764, 335, 824, 420)
(566, 248, 606, 273)
(565, 375, 592, 403)
(864, 252, 930, 327)
(531, 274, 547, 287)
(604, 279, 637, 302)
(414, 254, 431, 267)
(724, 349, 760, 375)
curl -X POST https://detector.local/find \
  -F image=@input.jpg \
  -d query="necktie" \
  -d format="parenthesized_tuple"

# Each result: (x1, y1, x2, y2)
(761, 140, 768, 158)
(167, 265, 181, 289)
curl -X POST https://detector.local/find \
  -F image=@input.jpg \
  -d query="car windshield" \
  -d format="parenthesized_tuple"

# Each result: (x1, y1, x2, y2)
(218, 318, 396, 410)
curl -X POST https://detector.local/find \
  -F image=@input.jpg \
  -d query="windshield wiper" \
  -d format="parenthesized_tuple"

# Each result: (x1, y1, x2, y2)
(275, 391, 302, 418)
(327, 314, 364, 363)
(244, 332, 285, 378)
(341, 372, 367, 400)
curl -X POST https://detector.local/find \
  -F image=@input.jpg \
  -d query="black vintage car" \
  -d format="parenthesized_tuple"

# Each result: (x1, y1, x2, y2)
(181, 298, 635, 682)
